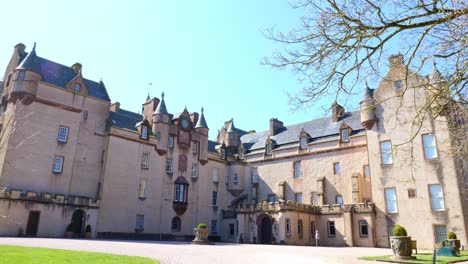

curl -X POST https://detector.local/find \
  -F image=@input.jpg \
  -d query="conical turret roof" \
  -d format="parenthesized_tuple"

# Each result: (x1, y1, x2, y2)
(195, 107, 208, 129)
(154, 92, 169, 115)
(360, 82, 374, 102)
(227, 118, 235, 132)
(16, 43, 41, 74)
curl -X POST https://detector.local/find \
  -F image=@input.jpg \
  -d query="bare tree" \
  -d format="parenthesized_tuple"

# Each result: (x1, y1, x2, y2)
(263, 0, 467, 109)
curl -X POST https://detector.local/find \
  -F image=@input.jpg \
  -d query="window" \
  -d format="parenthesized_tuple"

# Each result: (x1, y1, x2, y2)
(298, 220, 303, 239)
(300, 137, 307, 149)
(422, 134, 438, 159)
(171, 217, 181, 232)
(192, 142, 198, 154)
(174, 183, 187, 203)
(238, 148, 244, 159)
(334, 162, 341, 174)
(394, 80, 403, 90)
(408, 189, 417, 199)
(229, 133, 234, 139)
(380, 141, 393, 165)
(191, 164, 198, 178)
(211, 220, 218, 234)
(165, 159, 173, 173)
(141, 152, 150, 169)
(294, 161, 301, 179)
(268, 194, 276, 203)
(359, 221, 368, 237)
(221, 148, 226, 159)
(57, 126, 69, 143)
(434, 225, 447, 244)
(233, 173, 238, 184)
(212, 191, 218, 206)
(285, 218, 291, 236)
(212, 168, 219, 183)
(52, 156, 64, 173)
(310, 222, 316, 239)
(225, 174, 229, 184)
(141, 126, 148, 140)
(229, 223, 235, 236)
(363, 165, 370, 177)
(18, 71, 25, 81)
(385, 188, 398, 213)
(168, 136, 174, 148)
(138, 179, 146, 198)
(266, 144, 272, 155)
(336, 195, 343, 205)
(83, 110, 88, 120)
(295, 192, 302, 204)
(429, 184, 445, 211)
(311, 192, 319, 206)
(340, 129, 349, 142)
(328, 221, 336, 237)
(251, 168, 258, 183)
(73, 83, 81, 93)
(155, 131, 161, 140)
(135, 214, 144, 231)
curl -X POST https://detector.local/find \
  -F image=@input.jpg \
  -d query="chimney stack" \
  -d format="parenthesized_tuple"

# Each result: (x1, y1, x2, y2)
(14, 43, 26, 56)
(389, 54, 404, 68)
(331, 102, 345, 122)
(269, 118, 284, 136)
(71, 62, 82, 74)
(110, 102, 120, 112)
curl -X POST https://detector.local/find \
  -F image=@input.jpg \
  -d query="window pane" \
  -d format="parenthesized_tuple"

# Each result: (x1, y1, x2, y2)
(385, 188, 398, 213)
(341, 129, 349, 142)
(53, 156, 63, 172)
(336, 195, 343, 205)
(380, 141, 393, 164)
(300, 137, 307, 149)
(295, 193, 302, 203)
(423, 134, 438, 159)
(429, 184, 445, 210)
(364, 165, 370, 177)
(434, 225, 447, 244)
(294, 162, 301, 178)
(58, 127, 68, 142)
(334, 162, 341, 174)
(360, 221, 368, 236)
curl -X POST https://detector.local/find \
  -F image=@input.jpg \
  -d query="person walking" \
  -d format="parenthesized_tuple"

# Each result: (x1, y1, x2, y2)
(315, 230, 320, 247)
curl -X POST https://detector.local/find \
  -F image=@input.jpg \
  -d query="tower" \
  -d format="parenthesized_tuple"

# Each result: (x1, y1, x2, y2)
(195, 107, 209, 165)
(360, 83, 376, 130)
(153, 92, 170, 155)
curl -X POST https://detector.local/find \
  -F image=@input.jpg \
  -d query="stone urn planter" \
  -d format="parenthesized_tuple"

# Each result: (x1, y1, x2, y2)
(446, 239, 461, 255)
(84, 224, 92, 239)
(192, 224, 212, 245)
(390, 225, 415, 260)
(64, 223, 73, 238)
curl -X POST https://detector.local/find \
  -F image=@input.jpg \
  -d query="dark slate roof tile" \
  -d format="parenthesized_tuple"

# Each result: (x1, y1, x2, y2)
(109, 109, 142, 131)
(240, 111, 363, 151)
(208, 140, 218, 153)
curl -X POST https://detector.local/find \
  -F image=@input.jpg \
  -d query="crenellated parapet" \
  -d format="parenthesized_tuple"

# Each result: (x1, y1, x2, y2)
(0, 188, 99, 208)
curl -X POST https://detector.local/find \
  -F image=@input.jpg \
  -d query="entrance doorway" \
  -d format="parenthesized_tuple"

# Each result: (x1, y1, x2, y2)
(71, 209, 85, 235)
(26, 211, 40, 236)
(260, 217, 272, 244)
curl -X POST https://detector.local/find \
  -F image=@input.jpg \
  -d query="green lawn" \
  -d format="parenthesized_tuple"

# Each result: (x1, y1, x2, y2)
(359, 250, 468, 264)
(0, 245, 159, 264)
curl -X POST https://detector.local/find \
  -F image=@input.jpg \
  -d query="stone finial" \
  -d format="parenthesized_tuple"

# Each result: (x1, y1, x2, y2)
(389, 54, 404, 67)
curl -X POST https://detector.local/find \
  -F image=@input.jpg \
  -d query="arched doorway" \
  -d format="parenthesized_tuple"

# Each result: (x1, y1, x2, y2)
(71, 209, 85, 235)
(257, 215, 272, 244)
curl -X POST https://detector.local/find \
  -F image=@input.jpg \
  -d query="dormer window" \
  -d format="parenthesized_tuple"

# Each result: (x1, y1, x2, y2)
(229, 133, 234, 139)
(266, 144, 272, 155)
(141, 126, 149, 140)
(18, 71, 25, 81)
(73, 83, 81, 93)
(394, 80, 403, 90)
(300, 137, 307, 149)
(340, 129, 349, 142)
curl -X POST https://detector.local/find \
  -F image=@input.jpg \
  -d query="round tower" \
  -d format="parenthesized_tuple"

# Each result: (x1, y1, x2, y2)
(360, 84, 377, 130)
(9, 43, 42, 104)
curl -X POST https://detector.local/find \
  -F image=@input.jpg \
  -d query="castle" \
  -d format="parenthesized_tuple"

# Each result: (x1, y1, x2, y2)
(0, 43, 466, 249)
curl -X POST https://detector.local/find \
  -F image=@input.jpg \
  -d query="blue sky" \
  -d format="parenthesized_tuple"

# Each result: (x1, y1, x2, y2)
(1, 0, 360, 139)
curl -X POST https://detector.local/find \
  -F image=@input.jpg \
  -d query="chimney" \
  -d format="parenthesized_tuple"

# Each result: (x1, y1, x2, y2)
(190, 112, 199, 126)
(71, 62, 82, 74)
(269, 118, 284, 136)
(331, 102, 345, 122)
(142, 97, 160, 122)
(389, 54, 404, 68)
(14, 43, 26, 56)
(110, 102, 120, 112)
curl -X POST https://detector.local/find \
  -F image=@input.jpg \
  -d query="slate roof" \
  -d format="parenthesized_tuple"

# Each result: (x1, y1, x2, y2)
(15, 49, 110, 102)
(195, 108, 208, 129)
(240, 111, 364, 151)
(109, 109, 143, 131)
(208, 140, 218, 153)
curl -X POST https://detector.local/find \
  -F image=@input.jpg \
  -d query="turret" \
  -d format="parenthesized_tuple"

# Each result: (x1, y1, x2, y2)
(428, 62, 450, 115)
(195, 107, 209, 165)
(142, 94, 160, 125)
(225, 118, 238, 149)
(360, 83, 376, 130)
(153, 92, 170, 155)
(10, 43, 42, 103)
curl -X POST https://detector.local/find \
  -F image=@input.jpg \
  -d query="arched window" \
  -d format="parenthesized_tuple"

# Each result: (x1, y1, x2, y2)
(73, 83, 81, 93)
(171, 217, 181, 232)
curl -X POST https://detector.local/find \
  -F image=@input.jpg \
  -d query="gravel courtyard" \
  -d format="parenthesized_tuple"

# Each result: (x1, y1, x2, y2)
(0, 237, 395, 264)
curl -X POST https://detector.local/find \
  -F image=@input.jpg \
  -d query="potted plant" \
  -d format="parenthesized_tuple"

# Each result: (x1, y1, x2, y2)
(64, 223, 73, 238)
(389, 225, 415, 260)
(84, 224, 92, 239)
(445, 231, 460, 255)
(192, 223, 211, 244)
(272, 233, 277, 244)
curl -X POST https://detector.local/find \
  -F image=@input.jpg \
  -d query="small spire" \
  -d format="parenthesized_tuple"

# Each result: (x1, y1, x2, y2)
(154, 91, 169, 115)
(195, 107, 208, 129)
(146, 92, 150, 102)
(161, 91, 165, 100)
(32, 42, 36, 51)
(360, 83, 374, 102)
(227, 118, 235, 132)
(429, 61, 444, 83)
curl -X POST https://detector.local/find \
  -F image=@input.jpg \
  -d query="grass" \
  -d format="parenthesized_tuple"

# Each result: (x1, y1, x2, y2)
(0, 245, 159, 264)
(359, 250, 468, 264)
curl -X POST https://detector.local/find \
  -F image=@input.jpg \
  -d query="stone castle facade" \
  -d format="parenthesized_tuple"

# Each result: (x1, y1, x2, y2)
(0, 43, 467, 249)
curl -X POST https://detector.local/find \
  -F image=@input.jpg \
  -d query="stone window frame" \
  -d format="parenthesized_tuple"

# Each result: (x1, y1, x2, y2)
(428, 184, 445, 211)
(363, 164, 370, 178)
(335, 195, 343, 205)
(135, 214, 144, 232)
(359, 220, 369, 237)
(141, 151, 150, 169)
(340, 128, 350, 142)
(18, 71, 25, 81)
(52, 155, 64, 174)
(380, 140, 393, 165)
(212, 191, 218, 207)
(299, 136, 308, 150)
(171, 216, 181, 232)
(295, 192, 302, 204)
(293, 161, 302, 179)
(165, 158, 173, 173)
(211, 220, 218, 234)
(285, 218, 291, 237)
(384, 187, 398, 214)
(333, 162, 341, 175)
(422, 133, 438, 160)
(140, 125, 149, 141)
(138, 179, 146, 199)
(57, 126, 69, 143)
(327, 221, 336, 237)
(191, 163, 198, 178)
